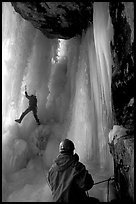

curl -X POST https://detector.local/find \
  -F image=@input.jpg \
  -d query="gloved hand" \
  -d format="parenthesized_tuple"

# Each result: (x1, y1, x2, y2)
(25, 90, 27, 97)
(25, 85, 27, 96)
(108, 177, 114, 181)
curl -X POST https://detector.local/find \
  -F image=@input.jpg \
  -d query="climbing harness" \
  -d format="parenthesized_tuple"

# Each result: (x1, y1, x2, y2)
(87, 176, 114, 202)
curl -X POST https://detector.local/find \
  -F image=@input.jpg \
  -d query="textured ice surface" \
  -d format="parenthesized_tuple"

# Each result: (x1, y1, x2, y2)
(2, 2, 115, 202)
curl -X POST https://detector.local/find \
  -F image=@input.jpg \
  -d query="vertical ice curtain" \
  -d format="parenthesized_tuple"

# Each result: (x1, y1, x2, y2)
(67, 2, 113, 172)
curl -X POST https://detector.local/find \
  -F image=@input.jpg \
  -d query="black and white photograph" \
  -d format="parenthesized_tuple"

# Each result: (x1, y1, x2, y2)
(2, 2, 134, 203)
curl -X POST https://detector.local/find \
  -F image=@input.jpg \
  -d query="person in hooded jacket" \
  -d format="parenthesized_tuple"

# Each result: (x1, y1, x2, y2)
(47, 139, 99, 203)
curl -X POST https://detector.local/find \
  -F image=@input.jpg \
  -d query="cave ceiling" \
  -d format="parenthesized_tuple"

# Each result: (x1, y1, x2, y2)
(11, 2, 93, 39)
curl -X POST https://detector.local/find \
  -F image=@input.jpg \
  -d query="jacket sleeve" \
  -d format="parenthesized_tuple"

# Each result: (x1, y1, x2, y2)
(47, 169, 53, 191)
(47, 164, 56, 191)
(25, 91, 30, 99)
(74, 162, 94, 191)
(47, 174, 51, 190)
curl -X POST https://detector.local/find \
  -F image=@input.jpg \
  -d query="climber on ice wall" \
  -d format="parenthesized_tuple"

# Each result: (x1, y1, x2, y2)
(15, 86, 41, 125)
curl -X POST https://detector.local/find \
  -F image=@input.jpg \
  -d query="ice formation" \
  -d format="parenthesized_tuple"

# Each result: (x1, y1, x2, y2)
(2, 2, 115, 202)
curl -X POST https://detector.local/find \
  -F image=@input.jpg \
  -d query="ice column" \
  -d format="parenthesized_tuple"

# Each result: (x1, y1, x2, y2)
(92, 2, 113, 169)
(68, 2, 113, 172)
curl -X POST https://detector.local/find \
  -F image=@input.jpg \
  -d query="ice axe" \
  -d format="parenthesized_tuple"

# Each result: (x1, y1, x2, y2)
(25, 85, 27, 91)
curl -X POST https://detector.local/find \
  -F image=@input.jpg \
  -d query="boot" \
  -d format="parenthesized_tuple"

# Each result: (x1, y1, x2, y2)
(15, 119, 21, 123)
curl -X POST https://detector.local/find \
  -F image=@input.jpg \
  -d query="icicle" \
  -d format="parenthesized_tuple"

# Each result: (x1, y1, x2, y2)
(93, 2, 113, 126)
(92, 2, 113, 169)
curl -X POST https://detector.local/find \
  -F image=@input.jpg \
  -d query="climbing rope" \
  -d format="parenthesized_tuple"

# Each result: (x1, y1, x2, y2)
(93, 177, 114, 185)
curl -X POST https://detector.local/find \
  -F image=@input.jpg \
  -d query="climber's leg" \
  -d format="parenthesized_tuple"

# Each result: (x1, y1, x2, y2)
(32, 107, 40, 125)
(15, 107, 31, 123)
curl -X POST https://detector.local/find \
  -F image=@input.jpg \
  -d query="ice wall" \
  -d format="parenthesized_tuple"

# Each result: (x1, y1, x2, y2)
(2, 3, 61, 202)
(67, 2, 113, 170)
(66, 3, 114, 201)
(2, 2, 114, 202)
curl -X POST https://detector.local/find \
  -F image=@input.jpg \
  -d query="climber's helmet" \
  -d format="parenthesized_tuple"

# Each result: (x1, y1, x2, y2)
(59, 139, 75, 154)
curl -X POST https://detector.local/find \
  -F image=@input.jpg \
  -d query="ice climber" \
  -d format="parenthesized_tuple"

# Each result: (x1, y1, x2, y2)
(15, 86, 40, 125)
(47, 139, 99, 203)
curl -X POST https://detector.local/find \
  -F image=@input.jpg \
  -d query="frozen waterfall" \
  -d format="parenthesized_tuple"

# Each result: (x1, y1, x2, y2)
(2, 2, 115, 202)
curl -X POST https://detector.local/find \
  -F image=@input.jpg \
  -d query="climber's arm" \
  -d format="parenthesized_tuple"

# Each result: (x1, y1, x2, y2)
(25, 86, 30, 99)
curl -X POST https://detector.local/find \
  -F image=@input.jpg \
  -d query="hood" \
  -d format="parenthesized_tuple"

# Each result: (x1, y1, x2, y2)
(55, 153, 79, 171)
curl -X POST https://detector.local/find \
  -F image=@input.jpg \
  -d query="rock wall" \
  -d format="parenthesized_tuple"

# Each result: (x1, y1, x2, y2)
(109, 135, 134, 202)
(108, 5, 134, 201)
(11, 2, 93, 39)
(109, 2, 134, 130)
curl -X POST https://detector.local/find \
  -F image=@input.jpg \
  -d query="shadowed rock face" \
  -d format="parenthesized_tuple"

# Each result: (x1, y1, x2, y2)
(109, 2, 134, 129)
(109, 134, 134, 202)
(11, 2, 93, 39)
